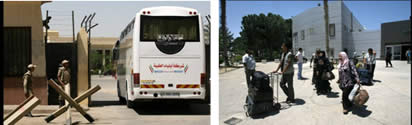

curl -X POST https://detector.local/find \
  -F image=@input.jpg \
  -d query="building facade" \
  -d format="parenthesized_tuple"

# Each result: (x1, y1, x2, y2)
(292, 1, 381, 59)
(3, 1, 50, 105)
(381, 20, 411, 60)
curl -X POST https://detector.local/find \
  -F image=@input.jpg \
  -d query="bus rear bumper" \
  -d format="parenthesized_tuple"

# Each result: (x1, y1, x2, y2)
(131, 88, 206, 100)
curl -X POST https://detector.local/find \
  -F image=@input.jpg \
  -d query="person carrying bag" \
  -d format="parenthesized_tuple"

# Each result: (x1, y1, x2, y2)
(338, 52, 361, 114)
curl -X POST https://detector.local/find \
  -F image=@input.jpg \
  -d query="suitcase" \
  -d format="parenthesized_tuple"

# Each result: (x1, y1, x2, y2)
(245, 95, 274, 116)
(250, 71, 271, 91)
(248, 88, 273, 102)
(357, 68, 372, 85)
(244, 72, 281, 117)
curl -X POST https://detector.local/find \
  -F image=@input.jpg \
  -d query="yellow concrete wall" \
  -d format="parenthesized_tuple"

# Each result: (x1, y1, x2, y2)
(77, 28, 89, 107)
(4, 1, 47, 77)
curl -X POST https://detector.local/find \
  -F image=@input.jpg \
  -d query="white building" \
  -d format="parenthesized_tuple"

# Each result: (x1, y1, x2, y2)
(292, 1, 381, 59)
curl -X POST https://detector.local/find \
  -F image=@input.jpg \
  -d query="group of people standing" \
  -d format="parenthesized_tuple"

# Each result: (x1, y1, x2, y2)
(22, 60, 71, 117)
(242, 44, 375, 115)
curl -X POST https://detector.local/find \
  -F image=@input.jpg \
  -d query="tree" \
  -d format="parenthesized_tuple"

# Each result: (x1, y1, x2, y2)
(238, 13, 292, 61)
(219, 26, 234, 65)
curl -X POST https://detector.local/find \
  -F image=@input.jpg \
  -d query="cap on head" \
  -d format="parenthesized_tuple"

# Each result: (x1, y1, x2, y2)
(62, 60, 69, 64)
(27, 64, 37, 69)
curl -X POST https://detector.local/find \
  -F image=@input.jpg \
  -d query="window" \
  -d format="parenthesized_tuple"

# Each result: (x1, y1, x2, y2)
(140, 16, 200, 41)
(3, 27, 32, 76)
(329, 24, 335, 37)
(343, 25, 347, 32)
(293, 32, 298, 41)
(300, 30, 305, 40)
(309, 28, 314, 35)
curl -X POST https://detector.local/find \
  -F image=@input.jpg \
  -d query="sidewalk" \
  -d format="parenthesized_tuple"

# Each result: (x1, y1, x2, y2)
(220, 60, 411, 125)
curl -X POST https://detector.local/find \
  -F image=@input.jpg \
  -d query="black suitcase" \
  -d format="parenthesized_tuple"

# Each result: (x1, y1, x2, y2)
(248, 88, 273, 102)
(244, 72, 280, 117)
(250, 71, 271, 91)
(245, 95, 274, 117)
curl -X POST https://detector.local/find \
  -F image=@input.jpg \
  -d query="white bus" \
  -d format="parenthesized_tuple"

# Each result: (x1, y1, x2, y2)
(115, 6, 207, 108)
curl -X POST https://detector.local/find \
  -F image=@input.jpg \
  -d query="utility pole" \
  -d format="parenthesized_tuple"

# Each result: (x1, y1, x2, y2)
(323, 0, 330, 57)
(43, 10, 51, 80)
(86, 13, 98, 106)
(221, 0, 230, 67)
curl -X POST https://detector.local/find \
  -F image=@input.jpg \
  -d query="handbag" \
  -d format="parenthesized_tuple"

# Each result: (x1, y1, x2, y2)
(353, 85, 369, 106)
(322, 61, 335, 80)
(321, 71, 335, 80)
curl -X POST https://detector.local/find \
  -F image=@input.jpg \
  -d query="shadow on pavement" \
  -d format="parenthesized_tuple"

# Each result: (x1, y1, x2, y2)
(294, 98, 306, 105)
(299, 77, 309, 80)
(251, 98, 305, 119)
(372, 79, 382, 83)
(31, 114, 48, 117)
(132, 102, 210, 115)
(250, 110, 279, 119)
(326, 91, 340, 98)
(90, 100, 122, 107)
(351, 105, 372, 117)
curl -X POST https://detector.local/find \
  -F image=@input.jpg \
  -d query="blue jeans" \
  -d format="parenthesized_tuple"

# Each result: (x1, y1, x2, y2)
(297, 62, 303, 79)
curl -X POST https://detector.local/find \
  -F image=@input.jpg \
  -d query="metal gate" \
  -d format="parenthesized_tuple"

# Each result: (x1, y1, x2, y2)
(46, 43, 78, 105)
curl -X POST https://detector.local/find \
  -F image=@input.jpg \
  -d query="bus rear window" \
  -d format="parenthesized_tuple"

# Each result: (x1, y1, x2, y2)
(140, 15, 200, 42)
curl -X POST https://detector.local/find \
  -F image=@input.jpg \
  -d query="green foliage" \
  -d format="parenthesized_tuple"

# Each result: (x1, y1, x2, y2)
(90, 50, 102, 71)
(235, 13, 292, 61)
(89, 50, 114, 74)
(219, 55, 224, 65)
(219, 26, 234, 66)
(232, 37, 247, 55)
(233, 55, 243, 63)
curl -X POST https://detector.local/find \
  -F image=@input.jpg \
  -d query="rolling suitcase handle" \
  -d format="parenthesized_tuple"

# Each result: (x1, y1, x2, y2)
(269, 72, 282, 110)
(268, 72, 281, 104)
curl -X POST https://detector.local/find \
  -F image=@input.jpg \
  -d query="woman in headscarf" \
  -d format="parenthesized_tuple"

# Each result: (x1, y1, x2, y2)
(338, 52, 360, 114)
(316, 51, 333, 95)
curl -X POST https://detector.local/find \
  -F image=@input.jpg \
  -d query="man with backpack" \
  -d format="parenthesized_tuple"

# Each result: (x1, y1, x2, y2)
(273, 43, 295, 103)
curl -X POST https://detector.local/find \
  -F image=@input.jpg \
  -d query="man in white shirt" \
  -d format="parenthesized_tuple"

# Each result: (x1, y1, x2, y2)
(363, 48, 376, 80)
(296, 48, 305, 80)
(242, 49, 256, 88)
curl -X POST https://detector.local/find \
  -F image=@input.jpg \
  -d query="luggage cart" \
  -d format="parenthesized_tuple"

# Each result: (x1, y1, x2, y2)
(268, 72, 281, 110)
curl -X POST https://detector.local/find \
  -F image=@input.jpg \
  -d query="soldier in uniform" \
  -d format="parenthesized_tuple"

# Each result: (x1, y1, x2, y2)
(23, 64, 36, 117)
(57, 60, 71, 107)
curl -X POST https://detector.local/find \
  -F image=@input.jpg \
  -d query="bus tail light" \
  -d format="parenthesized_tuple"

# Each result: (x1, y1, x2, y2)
(193, 12, 197, 15)
(189, 11, 192, 15)
(147, 11, 151, 14)
(201, 73, 206, 86)
(133, 73, 140, 87)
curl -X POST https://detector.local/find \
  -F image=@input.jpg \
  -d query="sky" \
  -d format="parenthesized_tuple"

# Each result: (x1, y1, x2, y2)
(225, 1, 411, 38)
(41, 1, 210, 37)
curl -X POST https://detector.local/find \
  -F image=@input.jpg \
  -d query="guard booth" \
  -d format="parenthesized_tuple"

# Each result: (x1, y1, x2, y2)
(46, 42, 78, 105)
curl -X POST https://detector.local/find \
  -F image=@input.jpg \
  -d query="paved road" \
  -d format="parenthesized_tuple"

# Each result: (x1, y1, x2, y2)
(10, 75, 209, 125)
(220, 60, 411, 125)
(88, 75, 210, 125)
